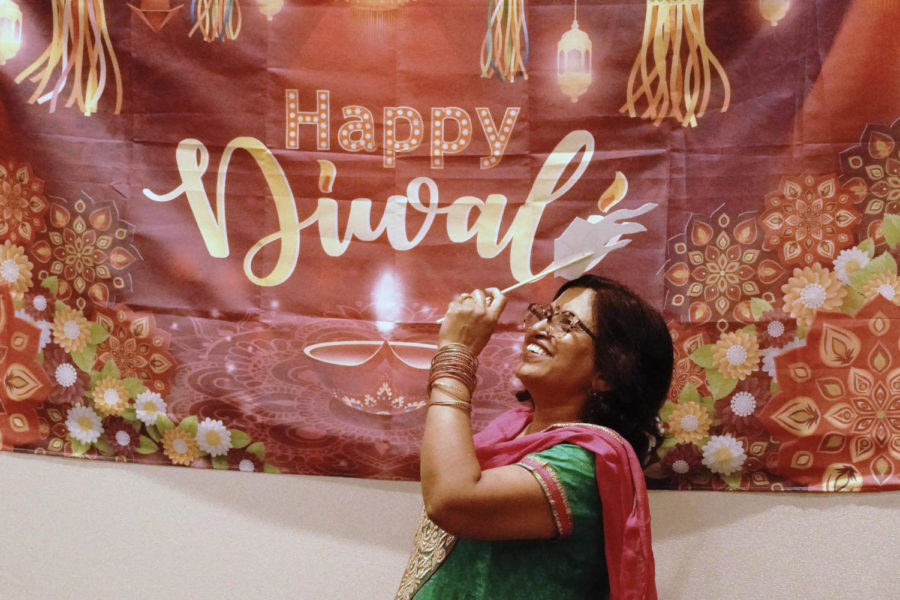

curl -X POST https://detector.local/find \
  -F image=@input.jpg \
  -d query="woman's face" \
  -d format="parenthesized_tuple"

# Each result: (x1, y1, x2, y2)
(514, 287, 598, 400)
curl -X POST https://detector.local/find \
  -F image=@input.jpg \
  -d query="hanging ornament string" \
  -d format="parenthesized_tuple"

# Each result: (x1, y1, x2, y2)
(480, 0, 529, 82)
(189, 0, 242, 42)
(620, 0, 730, 127)
(15, 0, 122, 116)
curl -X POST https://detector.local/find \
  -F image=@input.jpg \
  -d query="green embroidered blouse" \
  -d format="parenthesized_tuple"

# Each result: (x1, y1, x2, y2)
(407, 443, 609, 600)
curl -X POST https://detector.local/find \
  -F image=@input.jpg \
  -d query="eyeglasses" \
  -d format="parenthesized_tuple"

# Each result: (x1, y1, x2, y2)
(522, 303, 597, 340)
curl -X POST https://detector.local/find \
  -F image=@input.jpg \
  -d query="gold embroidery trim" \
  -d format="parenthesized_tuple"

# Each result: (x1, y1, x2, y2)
(518, 455, 574, 539)
(543, 422, 626, 445)
(394, 508, 457, 600)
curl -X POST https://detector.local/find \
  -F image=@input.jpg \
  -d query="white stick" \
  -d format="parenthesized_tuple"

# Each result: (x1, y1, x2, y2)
(499, 252, 594, 294)
(436, 252, 595, 323)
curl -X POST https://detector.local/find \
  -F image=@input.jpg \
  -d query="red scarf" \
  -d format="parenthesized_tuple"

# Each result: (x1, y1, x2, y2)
(473, 408, 658, 600)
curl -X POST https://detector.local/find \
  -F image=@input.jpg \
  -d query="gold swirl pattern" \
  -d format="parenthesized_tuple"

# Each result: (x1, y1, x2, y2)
(394, 509, 457, 600)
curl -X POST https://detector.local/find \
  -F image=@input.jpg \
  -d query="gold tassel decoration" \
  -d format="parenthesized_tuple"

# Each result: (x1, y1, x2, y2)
(14, 0, 123, 116)
(189, 0, 242, 42)
(480, 0, 529, 82)
(620, 0, 730, 127)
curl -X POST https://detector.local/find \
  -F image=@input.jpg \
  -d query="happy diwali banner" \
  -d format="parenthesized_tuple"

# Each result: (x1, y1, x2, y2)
(0, 0, 898, 491)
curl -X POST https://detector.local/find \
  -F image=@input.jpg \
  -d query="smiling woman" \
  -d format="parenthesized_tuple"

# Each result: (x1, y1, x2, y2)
(396, 275, 674, 600)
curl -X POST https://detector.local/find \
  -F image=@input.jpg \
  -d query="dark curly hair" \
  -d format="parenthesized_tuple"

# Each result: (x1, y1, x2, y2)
(520, 275, 673, 465)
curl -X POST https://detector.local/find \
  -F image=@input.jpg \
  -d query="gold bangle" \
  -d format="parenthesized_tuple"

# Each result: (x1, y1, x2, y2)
(428, 399, 472, 414)
(429, 373, 476, 395)
(430, 381, 471, 404)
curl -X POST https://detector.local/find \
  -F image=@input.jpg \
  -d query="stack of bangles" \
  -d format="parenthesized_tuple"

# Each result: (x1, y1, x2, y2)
(427, 343, 478, 415)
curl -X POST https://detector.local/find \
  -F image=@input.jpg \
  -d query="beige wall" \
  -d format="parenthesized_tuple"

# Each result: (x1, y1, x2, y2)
(1, 453, 897, 599)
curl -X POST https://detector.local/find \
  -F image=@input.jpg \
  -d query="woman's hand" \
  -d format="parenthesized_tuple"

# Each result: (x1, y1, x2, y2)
(438, 287, 507, 355)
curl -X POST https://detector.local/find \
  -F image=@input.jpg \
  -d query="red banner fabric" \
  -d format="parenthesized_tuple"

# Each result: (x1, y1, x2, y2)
(0, 0, 898, 491)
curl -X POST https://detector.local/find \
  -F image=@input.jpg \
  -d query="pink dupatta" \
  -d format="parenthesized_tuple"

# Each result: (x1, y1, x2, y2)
(473, 408, 658, 600)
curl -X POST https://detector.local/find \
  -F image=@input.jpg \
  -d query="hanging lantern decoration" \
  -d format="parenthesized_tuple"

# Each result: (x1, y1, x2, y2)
(481, 0, 528, 82)
(345, 1, 413, 31)
(190, 0, 243, 42)
(620, 0, 731, 128)
(15, 0, 122, 116)
(0, 0, 22, 65)
(557, 1, 591, 103)
(257, 0, 284, 21)
(759, 0, 790, 26)
(128, 1, 184, 32)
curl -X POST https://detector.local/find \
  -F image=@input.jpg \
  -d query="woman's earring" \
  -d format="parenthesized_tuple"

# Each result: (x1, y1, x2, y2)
(591, 374, 610, 394)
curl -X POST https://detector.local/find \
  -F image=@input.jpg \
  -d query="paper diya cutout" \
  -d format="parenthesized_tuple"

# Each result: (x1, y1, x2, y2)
(304, 340, 437, 415)
(128, 1, 184, 32)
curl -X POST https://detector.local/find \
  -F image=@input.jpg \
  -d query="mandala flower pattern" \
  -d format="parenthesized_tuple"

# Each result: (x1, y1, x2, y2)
(759, 297, 900, 490)
(135, 390, 167, 427)
(34, 405, 70, 455)
(833, 247, 870, 285)
(702, 434, 747, 475)
(29, 194, 141, 312)
(0, 287, 52, 449)
(91, 376, 130, 417)
(711, 432, 790, 491)
(781, 264, 846, 329)
(663, 206, 786, 328)
(712, 329, 761, 380)
(93, 305, 176, 396)
(22, 287, 55, 322)
(65, 404, 103, 445)
(0, 161, 50, 246)
(196, 418, 232, 456)
(52, 305, 91, 353)
(756, 307, 797, 349)
(666, 321, 713, 405)
(104, 417, 140, 459)
(228, 447, 263, 472)
(0, 241, 34, 297)
(42, 344, 90, 406)
(759, 174, 861, 267)
(862, 271, 900, 305)
(659, 443, 703, 486)
(666, 402, 712, 444)
(839, 116, 900, 244)
(162, 427, 200, 466)
(714, 373, 771, 436)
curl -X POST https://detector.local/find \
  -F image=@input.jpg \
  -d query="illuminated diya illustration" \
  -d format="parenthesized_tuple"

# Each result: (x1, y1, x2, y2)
(303, 271, 437, 416)
(304, 339, 436, 416)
